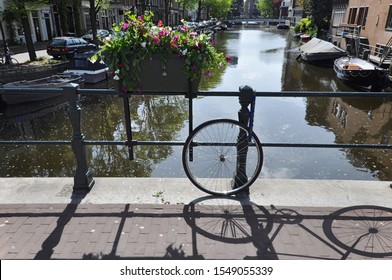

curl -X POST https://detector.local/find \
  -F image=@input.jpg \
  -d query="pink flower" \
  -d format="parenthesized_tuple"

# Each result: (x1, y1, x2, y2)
(225, 55, 232, 62)
(122, 23, 130, 30)
(191, 65, 198, 72)
(153, 37, 160, 44)
(158, 29, 169, 37)
(204, 70, 212, 77)
(210, 38, 215, 45)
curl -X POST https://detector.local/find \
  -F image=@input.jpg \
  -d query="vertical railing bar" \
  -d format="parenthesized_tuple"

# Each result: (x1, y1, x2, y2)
(123, 94, 134, 160)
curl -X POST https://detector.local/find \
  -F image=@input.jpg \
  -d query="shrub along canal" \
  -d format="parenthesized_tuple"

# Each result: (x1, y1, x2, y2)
(1, 26, 392, 181)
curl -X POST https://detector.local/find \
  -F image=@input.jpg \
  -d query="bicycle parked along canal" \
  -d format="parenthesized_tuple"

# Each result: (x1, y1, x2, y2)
(182, 87, 263, 196)
(0, 51, 19, 70)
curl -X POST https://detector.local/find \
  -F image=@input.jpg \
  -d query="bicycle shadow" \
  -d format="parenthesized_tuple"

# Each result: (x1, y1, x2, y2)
(183, 196, 278, 259)
(183, 196, 392, 260)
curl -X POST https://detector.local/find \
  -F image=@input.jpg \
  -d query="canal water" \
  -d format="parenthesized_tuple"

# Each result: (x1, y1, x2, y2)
(1, 26, 392, 181)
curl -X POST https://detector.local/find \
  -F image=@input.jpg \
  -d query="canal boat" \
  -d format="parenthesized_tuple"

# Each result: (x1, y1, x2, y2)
(277, 23, 289, 29)
(1, 73, 83, 105)
(333, 56, 389, 90)
(298, 38, 347, 65)
(62, 51, 108, 84)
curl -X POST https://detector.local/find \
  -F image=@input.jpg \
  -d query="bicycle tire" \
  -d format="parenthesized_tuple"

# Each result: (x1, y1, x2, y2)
(182, 118, 263, 196)
(9, 57, 19, 69)
(2, 57, 19, 70)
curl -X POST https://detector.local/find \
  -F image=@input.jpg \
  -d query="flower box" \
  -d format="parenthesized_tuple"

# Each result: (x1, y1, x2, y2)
(115, 54, 200, 93)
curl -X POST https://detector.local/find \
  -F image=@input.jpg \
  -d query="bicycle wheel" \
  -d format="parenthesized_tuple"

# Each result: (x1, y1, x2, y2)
(9, 57, 19, 69)
(182, 119, 263, 196)
(2, 57, 19, 70)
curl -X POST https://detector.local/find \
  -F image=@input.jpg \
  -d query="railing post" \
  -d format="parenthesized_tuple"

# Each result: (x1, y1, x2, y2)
(235, 85, 254, 192)
(65, 83, 95, 192)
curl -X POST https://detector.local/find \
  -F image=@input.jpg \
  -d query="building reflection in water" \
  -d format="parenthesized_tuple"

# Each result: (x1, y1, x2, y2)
(305, 96, 392, 180)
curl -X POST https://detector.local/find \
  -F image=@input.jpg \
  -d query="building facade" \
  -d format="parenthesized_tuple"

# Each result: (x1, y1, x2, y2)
(330, 0, 392, 52)
(0, 0, 193, 45)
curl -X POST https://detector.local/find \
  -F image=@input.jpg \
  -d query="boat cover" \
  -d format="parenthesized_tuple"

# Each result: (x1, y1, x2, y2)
(300, 38, 347, 61)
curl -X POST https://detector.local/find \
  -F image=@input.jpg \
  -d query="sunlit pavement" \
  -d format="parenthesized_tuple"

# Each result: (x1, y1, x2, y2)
(0, 177, 391, 260)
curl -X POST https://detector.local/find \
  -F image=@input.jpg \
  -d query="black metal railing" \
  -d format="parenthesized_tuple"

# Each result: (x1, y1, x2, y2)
(2, 84, 392, 192)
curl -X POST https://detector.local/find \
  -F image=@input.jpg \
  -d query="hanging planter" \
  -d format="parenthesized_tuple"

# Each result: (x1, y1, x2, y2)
(113, 54, 201, 93)
(93, 11, 231, 94)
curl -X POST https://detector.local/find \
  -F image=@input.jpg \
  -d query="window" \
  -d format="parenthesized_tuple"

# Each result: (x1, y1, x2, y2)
(348, 8, 357, 24)
(357, 7, 369, 27)
(332, 10, 345, 27)
(386, 5, 392, 30)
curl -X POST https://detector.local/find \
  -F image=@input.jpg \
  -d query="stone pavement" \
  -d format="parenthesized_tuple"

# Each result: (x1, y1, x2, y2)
(0, 178, 392, 260)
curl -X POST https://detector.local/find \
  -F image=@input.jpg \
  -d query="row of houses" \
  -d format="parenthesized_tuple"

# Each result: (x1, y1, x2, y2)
(0, 0, 196, 45)
(2, 0, 392, 54)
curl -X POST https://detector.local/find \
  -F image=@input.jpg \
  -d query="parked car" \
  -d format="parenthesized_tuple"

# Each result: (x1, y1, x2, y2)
(82, 29, 110, 43)
(46, 37, 97, 59)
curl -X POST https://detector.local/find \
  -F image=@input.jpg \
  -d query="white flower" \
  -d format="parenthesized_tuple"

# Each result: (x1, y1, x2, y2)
(140, 42, 146, 48)
(181, 49, 188, 56)
(113, 74, 120, 80)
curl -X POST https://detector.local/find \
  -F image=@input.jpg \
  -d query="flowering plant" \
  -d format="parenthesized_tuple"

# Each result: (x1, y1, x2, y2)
(93, 11, 230, 92)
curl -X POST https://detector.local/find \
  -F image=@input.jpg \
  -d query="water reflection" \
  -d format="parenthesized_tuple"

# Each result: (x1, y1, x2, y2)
(306, 96, 392, 180)
(0, 94, 188, 177)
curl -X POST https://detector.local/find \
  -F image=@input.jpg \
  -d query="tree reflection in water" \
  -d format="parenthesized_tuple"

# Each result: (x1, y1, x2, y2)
(0, 94, 188, 177)
(81, 94, 188, 177)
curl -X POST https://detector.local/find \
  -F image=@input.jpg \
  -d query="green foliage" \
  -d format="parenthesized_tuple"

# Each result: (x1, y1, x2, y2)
(205, 0, 232, 19)
(298, 0, 332, 32)
(3, 0, 48, 20)
(95, 11, 229, 91)
(294, 17, 317, 37)
(256, 0, 273, 17)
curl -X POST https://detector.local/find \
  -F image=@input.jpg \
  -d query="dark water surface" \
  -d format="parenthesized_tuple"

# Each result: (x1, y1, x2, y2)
(1, 26, 392, 181)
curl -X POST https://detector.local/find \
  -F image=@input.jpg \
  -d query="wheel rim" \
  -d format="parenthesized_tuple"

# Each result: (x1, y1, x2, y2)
(183, 119, 263, 195)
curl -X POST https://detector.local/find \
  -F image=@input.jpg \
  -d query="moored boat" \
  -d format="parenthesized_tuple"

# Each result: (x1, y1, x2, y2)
(1, 74, 83, 105)
(333, 56, 389, 90)
(62, 51, 108, 84)
(298, 38, 347, 65)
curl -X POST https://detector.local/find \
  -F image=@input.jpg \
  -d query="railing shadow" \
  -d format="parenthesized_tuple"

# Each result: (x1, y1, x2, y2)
(34, 189, 89, 259)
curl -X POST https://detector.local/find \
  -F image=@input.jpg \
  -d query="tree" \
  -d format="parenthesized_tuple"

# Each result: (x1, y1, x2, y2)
(57, 0, 68, 35)
(205, 0, 232, 19)
(88, 0, 110, 44)
(176, 0, 199, 20)
(4, 0, 48, 61)
(72, 0, 83, 36)
(298, 0, 332, 34)
(256, 0, 273, 18)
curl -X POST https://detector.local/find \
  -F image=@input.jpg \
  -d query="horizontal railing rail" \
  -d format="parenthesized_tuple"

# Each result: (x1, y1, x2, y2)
(1, 84, 392, 191)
